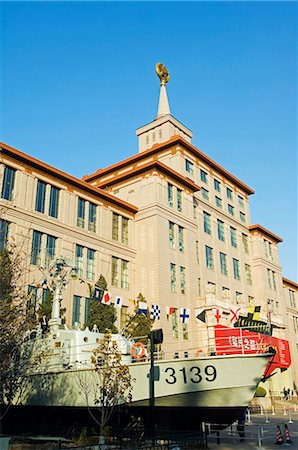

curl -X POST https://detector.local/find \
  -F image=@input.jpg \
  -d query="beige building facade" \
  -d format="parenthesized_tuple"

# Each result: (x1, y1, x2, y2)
(0, 78, 297, 392)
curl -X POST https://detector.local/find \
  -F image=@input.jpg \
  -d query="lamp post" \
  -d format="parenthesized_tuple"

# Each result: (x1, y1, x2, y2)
(45, 256, 77, 333)
(149, 328, 163, 440)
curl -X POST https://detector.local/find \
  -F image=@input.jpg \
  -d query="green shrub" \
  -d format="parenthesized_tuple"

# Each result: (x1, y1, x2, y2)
(255, 386, 267, 397)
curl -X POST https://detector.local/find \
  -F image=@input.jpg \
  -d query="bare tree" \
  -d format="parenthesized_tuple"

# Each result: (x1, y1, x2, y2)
(76, 332, 134, 439)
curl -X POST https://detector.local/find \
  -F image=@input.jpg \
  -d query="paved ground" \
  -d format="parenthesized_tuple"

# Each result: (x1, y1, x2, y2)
(207, 410, 298, 449)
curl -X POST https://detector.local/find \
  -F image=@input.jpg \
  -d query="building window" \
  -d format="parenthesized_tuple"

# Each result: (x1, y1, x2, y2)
(227, 187, 233, 200)
(122, 217, 129, 244)
(185, 159, 194, 175)
(180, 266, 186, 294)
(72, 295, 81, 325)
(112, 213, 129, 244)
(49, 186, 59, 218)
(86, 248, 95, 280)
(35, 180, 46, 213)
(85, 298, 91, 323)
(31, 230, 42, 265)
(120, 305, 129, 329)
(293, 316, 298, 334)
(242, 233, 249, 254)
(203, 211, 211, 234)
(27, 285, 38, 320)
(172, 309, 179, 339)
(272, 271, 276, 291)
(112, 212, 119, 240)
(111, 257, 129, 289)
(240, 212, 246, 223)
(42, 288, 51, 304)
(196, 240, 199, 264)
(233, 258, 240, 280)
(88, 203, 97, 232)
(215, 196, 222, 209)
(182, 323, 189, 340)
(168, 183, 174, 208)
(248, 295, 254, 305)
(236, 292, 242, 305)
(111, 256, 118, 287)
(121, 260, 129, 289)
(217, 220, 225, 241)
(198, 278, 201, 296)
(170, 263, 176, 292)
(214, 179, 221, 192)
(45, 235, 56, 268)
(267, 269, 276, 290)
(220, 252, 228, 275)
(0, 219, 10, 250)
(238, 195, 244, 208)
(77, 198, 85, 228)
(222, 287, 230, 299)
(75, 244, 84, 277)
(201, 188, 209, 201)
(1, 166, 16, 201)
(169, 222, 175, 249)
(178, 226, 184, 252)
(230, 227, 237, 247)
(264, 239, 273, 260)
(200, 169, 207, 183)
(228, 204, 234, 216)
(289, 290, 296, 308)
(245, 264, 252, 285)
(177, 188, 182, 212)
(193, 197, 198, 220)
(205, 246, 214, 269)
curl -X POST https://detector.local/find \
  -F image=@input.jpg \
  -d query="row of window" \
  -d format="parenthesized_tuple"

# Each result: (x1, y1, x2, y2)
(185, 159, 245, 208)
(204, 246, 252, 283)
(26, 285, 130, 328)
(197, 279, 254, 305)
(203, 212, 249, 252)
(1, 166, 130, 244)
(201, 188, 246, 222)
(30, 230, 130, 287)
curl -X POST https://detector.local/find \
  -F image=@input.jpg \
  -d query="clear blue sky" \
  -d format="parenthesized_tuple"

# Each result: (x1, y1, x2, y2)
(1, 1, 297, 281)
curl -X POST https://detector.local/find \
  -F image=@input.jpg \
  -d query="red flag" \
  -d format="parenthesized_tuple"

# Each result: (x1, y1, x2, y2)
(101, 290, 112, 305)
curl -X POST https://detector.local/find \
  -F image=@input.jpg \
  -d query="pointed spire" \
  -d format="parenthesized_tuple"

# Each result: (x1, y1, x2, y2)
(155, 63, 171, 118)
(157, 83, 170, 118)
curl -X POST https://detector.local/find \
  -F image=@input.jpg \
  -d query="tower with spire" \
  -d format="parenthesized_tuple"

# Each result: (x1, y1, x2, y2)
(136, 63, 193, 152)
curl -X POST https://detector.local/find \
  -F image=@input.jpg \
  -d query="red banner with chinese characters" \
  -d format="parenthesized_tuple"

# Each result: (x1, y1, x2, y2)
(214, 325, 291, 377)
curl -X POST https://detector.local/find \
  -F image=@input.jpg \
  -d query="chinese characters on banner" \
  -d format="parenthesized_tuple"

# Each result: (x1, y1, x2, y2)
(214, 325, 291, 378)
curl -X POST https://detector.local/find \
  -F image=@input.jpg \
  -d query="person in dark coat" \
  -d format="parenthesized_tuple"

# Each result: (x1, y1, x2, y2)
(237, 409, 246, 442)
(40, 314, 48, 335)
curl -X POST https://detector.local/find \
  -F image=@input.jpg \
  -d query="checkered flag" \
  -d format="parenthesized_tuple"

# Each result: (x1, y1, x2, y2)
(150, 304, 161, 320)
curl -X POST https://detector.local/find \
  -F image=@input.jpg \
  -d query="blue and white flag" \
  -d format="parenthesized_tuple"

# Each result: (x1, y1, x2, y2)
(180, 308, 190, 324)
(93, 286, 102, 301)
(115, 296, 122, 308)
(150, 304, 161, 320)
(138, 301, 148, 316)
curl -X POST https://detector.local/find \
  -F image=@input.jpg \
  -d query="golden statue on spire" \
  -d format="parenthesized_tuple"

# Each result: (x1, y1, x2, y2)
(156, 63, 170, 85)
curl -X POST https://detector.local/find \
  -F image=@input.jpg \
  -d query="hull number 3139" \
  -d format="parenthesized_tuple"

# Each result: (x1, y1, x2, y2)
(165, 366, 217, 384)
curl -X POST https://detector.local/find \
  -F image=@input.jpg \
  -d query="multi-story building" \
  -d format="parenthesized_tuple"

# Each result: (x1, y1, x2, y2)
(0, 71, 297, 391)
